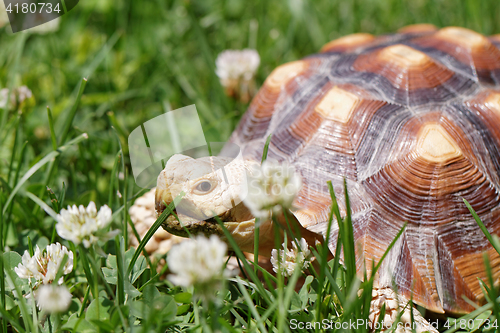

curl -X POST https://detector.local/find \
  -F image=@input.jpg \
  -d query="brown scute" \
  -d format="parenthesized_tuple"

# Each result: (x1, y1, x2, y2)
(465, 90, 500, 144)
(321, 33, 376, 53)
(487, 244, 500, 286)
(433, 27, 492, 52)
(270, 83, 385, 176)
(391, 235, 434, 311)
(274, 83, 387, 182)
(334, 97, 387, 150)
(400, 228, 443, 313)
(264, 60, 309, 92)
(436, 236, 477, 313)
(360, 210, 406, 268)
(412, 27, 500, 83)
(293, 186, 337, 229)
(271, 85, 327, 155)
(233, 59, 315, 143)
(398, 23, 438, 34)
(436, 219, 500, 311)
(222, 27, 500, 314)
(353, 44, 454, 91)
(363, 115, 500, 226)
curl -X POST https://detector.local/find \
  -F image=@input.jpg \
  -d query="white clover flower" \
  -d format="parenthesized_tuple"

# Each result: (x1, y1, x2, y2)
(35, 284, 72, 313)
(14, 243, 73, 286)
(244, 160, 302, 220)
(0, 86, 33, 110)
(167, 235, 228, 299)
(16, 86, 32, 103)
(215, 49, 260, 102)
(216, 49, 260, 82)
(56, 202, 118, 248)
(270, 238, 313, 277)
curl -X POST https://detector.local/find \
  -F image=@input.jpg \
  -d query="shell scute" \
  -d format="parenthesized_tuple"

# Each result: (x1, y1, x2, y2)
(352, 44, 475, 105)
(321, 33, 376, 53)
(412, 27, 500, 84)
(232, 59, 318, 145)
(398, 23, 438, 34)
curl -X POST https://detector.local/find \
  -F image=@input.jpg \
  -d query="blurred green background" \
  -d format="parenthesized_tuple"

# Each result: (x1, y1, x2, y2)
(0, 0, 499, 234)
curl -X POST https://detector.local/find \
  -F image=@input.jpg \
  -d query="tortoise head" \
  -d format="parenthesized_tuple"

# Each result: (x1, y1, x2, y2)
(155, 154, 261, 249)
(155, 154, 324, 255)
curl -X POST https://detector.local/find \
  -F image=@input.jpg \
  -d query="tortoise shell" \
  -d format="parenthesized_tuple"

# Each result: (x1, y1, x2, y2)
(227, 25, 500, 314)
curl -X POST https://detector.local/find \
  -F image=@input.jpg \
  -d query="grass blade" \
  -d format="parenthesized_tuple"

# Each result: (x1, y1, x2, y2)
(23, 191, 58, 220)
(116, 236, 126, 306)
(2, 133, 88, 215)
(261, 134, 272, 163)
(216, 216, 275, 305)
(464, 198, 500, 256)
(1, 254, 34, 332)
(82, 31, 121, 78)
(342, 179, 356, 287)
(6, 115, 20, 185)
(127, 192, 184, 274)
(58, 78, 88, 146)
(235, 277, 269, 333)
(47, 106, 58, 151)
(373, 222, 407, 276)
(0, 33, 27, 134)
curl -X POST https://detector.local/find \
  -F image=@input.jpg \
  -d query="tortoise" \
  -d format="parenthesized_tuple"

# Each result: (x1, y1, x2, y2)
(137, 24, 500, 319)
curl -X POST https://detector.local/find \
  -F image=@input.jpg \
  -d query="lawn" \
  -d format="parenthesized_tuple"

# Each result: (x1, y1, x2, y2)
(1, 0, 500, 332)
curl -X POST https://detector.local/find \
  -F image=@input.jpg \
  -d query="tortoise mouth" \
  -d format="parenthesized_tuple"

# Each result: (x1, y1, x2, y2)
(156, 203, 225, 238)
(161, 213, 225, 238)
(156, 200, 259, 253)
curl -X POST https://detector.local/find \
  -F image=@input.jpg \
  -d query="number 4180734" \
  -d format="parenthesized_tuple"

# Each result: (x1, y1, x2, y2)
(6, 2, 61, 14)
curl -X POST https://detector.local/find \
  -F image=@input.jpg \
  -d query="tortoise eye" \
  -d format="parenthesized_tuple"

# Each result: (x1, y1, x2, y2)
(194, 180, 213, 194)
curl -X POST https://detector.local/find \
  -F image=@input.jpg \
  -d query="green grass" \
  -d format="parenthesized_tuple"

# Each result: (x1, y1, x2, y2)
(1, 0, 500, 332)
